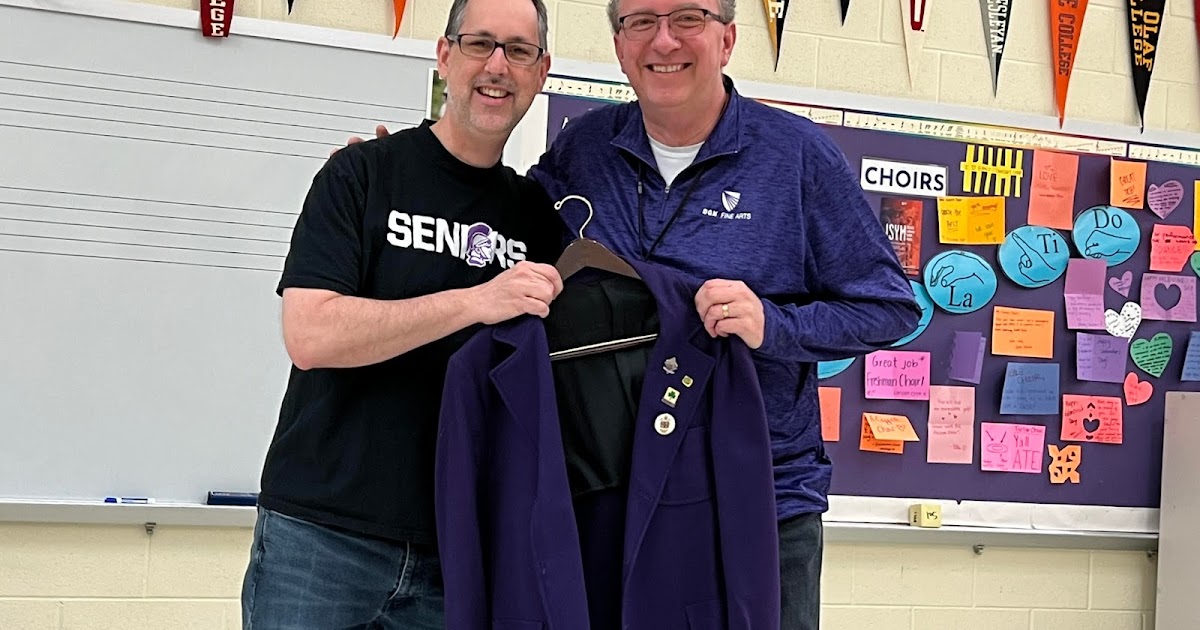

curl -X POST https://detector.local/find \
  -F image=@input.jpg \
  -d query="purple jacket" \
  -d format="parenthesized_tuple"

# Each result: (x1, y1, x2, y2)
(435, 257, 780, 630)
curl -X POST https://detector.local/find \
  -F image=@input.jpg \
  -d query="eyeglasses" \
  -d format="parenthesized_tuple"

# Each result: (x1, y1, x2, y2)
(617, 8, 725, 40)
(447, 34, 545, 66)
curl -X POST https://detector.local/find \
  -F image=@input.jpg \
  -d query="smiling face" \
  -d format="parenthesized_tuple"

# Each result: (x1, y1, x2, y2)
(612, 0, 735, 114)
(436, 0, 550, 140)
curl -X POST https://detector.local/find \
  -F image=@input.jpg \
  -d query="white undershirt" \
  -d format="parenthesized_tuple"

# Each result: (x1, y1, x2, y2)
(648, 135, 703, 187)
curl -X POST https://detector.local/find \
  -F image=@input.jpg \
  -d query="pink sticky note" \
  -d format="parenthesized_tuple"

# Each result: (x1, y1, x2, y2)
(1061, 394, 1123, 444)
(864, 350, 931, 400)
(927, 385, 975, 464)
(1064, 258, 1107, 329)
(1150, 224, 1197, 272)
(1140, 273, 1198, 322)
(981, 422, 1046, 473)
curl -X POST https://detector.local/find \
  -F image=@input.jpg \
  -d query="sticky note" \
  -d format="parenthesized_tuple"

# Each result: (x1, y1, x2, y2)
(819, 387, 841, 442)
(1110, 158, 1147, 209)
(864, 413, 920, 441)
(1140, 273, 1197, 322)
(908, 503, 942, 527)
(1028, 150, 1079, 229)
(992, 306, 1055, 358)
(1000, 362, 1059, 415)
(864, 350, 931, 400)
(937, 196, 1006, 245)
(1048, 444, 1082, 483)
(1150, 224, 1197, 272)
(860, 414, 904, 454)
(1063, 258, 1107, 330)
(1075, 332, 1129, 384)
(981, 422, 1046, 473)
(1182, 331, 1200, 381)
(1061, 394, 1123, 444)
(927, 385, 975, 465)
(948, 331, 985, 384)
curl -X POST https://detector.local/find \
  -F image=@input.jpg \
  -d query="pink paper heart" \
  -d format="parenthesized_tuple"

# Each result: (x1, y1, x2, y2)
(1148, 180, 1185, 219)
(1108, 270, 1133, 297)
(1124, 372, 1153, 406)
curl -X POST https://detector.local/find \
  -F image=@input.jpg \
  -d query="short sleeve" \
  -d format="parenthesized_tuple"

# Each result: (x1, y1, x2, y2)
(276, 160, 366, 297)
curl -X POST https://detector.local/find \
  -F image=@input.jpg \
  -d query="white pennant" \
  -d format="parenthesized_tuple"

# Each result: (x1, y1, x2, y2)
(900, 0, 931, 89)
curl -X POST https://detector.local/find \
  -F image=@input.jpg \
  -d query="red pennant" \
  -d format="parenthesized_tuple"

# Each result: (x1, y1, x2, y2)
(200, 0, 234, 37)
(393, 0, 408, 38)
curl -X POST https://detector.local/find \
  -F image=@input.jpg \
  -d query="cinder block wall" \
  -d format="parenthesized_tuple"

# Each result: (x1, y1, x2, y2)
(5, 0, 1182, 627)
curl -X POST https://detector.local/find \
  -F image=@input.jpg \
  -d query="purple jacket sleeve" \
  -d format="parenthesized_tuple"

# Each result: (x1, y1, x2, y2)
(754, 138, 921, 363)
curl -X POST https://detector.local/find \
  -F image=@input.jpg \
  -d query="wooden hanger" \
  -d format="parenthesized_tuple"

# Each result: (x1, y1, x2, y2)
(549, 195, 655, 361)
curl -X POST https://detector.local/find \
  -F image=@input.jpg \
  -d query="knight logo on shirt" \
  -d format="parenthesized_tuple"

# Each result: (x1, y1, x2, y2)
(387, 211, 526, 268)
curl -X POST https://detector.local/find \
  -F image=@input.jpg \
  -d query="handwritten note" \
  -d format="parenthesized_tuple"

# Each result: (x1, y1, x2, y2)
(1147, 180, 1184, 219)
(1140, 273, 1198, 322)
(1195, 181, 1199, 251)
(949, 331, 985, 384)
(1076, 332, 1129, 384)
(1000, 362, 1060, 415)
(1110, 158, 1147, 209)
(981, 422, 1046, 473)
(819, 387, 841, 441)
(1028, 150, 1079, 229)
(1182, 332, 1200, 382)
(865, 413, 920, 441)
(864, 350, 931, 400)
(1061, 394, 1123, 444)
(927, 385, 975, 465)
(937, 196, 1006, 245)
(1150, 224, 1197, 272)
(992, 306, 1055, 358)
(1130, 332, 1173, 378)
(860, 414, 905, 454)
(1063, 258, 1107, 329)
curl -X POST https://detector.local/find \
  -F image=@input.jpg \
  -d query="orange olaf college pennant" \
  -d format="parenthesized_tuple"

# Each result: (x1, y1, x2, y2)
(762, 0, 792, 71)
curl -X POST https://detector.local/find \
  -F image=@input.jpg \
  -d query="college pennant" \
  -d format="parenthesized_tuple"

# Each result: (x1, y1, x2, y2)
(840, 0, 851, 23)
(287, 0, 295, 13)
(1050, 0, 1088, 127)
(1126, 0, 1165, 131)
(980, 0, 1013, 94)
(393, 0, 407, 37)
(900, 0, 931, 88)
(762, 0, 792, 70)
(200, 0, 234, 37)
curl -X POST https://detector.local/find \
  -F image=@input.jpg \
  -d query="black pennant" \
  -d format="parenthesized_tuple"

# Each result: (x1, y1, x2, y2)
(840, 0, 851, 23)
(288, 0, 295, 13)
(979, 0, 1013, 95)
(1126, 0, 1165, 131)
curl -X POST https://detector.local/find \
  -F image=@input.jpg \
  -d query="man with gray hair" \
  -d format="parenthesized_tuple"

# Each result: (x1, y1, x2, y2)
(241, 0, 564, 626)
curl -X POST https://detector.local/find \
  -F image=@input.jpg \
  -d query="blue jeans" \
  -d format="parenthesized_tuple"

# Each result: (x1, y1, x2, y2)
(240, 507, 444, 629)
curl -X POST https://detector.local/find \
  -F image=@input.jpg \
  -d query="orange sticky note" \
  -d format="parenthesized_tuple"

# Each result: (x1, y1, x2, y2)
(819, 387, 841, 442)
(1110, 158, 1147, 209)
(860, 414, 904, 454)
(992, 306, 1055, 358)
(937, 196, 1006, 244)
(864, 412, 920, 441)
(1028, 150, 1079, 229)
(1061, 394, 1123, 444)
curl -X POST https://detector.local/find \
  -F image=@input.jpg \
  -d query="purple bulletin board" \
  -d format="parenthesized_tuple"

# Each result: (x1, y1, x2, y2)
(539, 81, 1199, 510)
(818, 124, 1199, 510)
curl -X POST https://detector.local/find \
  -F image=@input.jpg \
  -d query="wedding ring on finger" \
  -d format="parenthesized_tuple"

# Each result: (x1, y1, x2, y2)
(721, 303, 730, 319)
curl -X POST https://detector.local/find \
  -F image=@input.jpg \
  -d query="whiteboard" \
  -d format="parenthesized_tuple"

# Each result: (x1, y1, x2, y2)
(0, 0, 433, 503)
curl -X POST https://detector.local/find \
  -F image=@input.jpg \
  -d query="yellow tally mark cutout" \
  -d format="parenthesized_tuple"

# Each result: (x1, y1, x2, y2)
(961, 145, 1025, 197)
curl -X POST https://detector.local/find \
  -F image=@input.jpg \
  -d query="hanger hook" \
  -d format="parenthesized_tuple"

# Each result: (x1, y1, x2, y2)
(554, 195, 593, 240)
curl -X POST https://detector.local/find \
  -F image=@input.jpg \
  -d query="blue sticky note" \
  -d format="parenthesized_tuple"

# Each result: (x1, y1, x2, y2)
(923, 250, 998, 314)
(818, 357, 855, 379)
(1182, 332, 1200, 382)
(1072, 205, 1141, 267)
(1000, 362, 1060, 415)
(997, 226, 1070, 288)
(891, 280, 935, 347)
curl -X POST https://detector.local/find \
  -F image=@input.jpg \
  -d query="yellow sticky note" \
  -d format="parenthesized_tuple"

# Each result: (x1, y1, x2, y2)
(864, 412, 920, 442)
(908, 503, 942, 527)
(937, 196, 1005, 244)
(992, 306, 1055, 358)
(1110, 158, 1147, 209)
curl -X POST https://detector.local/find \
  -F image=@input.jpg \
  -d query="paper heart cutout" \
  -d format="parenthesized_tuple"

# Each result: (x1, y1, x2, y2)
(1104, 302, 1142, 339)
(1191, 252, 1200, 278)
(1109, 271, 1133, 297)
(1155, 283, 1182, 310)
(1147, 180, 1185, 219)
(1131, 332, 1173, 378)
(1124, 372, 1153, 406)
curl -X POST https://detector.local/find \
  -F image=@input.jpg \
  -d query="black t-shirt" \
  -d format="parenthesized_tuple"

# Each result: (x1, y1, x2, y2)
(258, 120, 564, 544)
